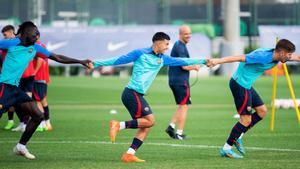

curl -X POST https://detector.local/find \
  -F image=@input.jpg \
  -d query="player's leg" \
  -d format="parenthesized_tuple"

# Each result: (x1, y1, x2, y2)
(121, 127, 150, 163)
(166, 85, 190, 139)
(121, 115, 154, 163)
(14, 101, 44, 160)
(12, 108, 27, 132)
(4, 107, 15, 130)
(247, 88, 266, 130)
(220, 79, 251, 158)
(42, 98, 52, 131)
(110, 88, 153, 142)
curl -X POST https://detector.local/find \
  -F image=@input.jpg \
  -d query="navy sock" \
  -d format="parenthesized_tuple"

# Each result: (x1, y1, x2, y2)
(8, 110, 14, 120)
(248, 112, 262, 130)
(43, 106, 49, 120)
(226, 122, 248, 146)
(130, 137, 143, 151)
(125, 119, 138, 129)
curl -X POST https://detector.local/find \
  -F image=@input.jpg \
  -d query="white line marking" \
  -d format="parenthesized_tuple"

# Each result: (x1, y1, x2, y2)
(1, 140, 299, 152)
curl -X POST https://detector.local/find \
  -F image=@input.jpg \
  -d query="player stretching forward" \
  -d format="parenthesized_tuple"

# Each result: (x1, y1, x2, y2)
(91, 32, 207, 163)
(208, 39, 298, 158)
(0, 21, 91, 159)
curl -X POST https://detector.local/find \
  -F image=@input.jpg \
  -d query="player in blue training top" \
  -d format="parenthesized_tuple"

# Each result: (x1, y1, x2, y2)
(91, 32, 207, 163)
(208, 39, 299, 159)
(0, 21, 92, 160)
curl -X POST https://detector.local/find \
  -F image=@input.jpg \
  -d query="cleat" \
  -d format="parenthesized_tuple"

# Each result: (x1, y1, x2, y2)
(121, 153, 145, 163)
(12, 124, 26, 132)
(220, 148, 243, 159)
(36, 126, 45, 132)
(109, 120, 120, 143)
(234, 138, 245, 155)
(165, 125, 175, 139)
(4, 121, 14, 130)
(174, 134, 187, 140)
(13, 145, 36, 160)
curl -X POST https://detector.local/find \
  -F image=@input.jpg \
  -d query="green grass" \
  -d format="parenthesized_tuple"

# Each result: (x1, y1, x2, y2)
(1, 75, 300, 169)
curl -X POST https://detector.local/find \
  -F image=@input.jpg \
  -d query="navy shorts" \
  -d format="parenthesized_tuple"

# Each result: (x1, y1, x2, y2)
(19, 76, 35, 93)
(0, 83, 32, 115)
(169, 84, 191, 105)
(230, 78, 264, 115)
(121, 87, 153, 119)
(32, 82, 48, 101)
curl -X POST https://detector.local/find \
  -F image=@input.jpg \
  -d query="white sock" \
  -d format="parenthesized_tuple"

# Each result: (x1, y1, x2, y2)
(17, 143, 26, 150)
(119, 122, 126, 131)
(239, 133, 244, 139)
(176, 129, 183, 135)
(223, 143, 232, 150)
(169, 123, 175, 129)
(126, 148, 135, 155)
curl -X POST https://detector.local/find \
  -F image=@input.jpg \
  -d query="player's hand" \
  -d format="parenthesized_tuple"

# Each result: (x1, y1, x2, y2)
(207, 58, 218, 68)
(80, 59, 93, 69)
(194, 65, 200, 71)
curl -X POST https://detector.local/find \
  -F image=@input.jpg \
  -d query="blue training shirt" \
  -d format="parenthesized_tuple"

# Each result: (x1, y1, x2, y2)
(168, 40, 190, 85)
(0, 38, 51, 86)
(94, 47, 206, 94)
(232, 48, 278, 89)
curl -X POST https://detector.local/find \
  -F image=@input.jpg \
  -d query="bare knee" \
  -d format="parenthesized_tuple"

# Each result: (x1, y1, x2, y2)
(240, 115, 251, 127)
(145, 115, 155, 127)
(256, 105, 268, 118)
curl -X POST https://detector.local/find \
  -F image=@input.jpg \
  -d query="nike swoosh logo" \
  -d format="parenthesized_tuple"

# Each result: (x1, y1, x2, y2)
(107, 41, 128, 51)
(46, 41, 68, 51)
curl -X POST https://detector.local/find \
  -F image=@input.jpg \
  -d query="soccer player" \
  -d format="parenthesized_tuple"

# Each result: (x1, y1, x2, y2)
(91, 32, 207, 163)
(33, 37, 52, 131)
(207, 39, 298, 158)
(0, 21, 91, 159)
(166, 25, 200, 140)
(1, 25, 16, 130)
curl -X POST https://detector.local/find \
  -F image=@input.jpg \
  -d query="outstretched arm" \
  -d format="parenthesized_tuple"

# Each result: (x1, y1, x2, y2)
(163, 55, 207, 66)
(49, 53, 91, 68)
(207, 55, 245, 67)
(93, 50, 141, 68)
(34, 43, 92, 68)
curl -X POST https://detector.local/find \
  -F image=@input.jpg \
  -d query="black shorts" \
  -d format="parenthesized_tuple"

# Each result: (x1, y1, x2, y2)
(121, 87, 152, 119)
(230, 78, 264, 115)
(169, 84, 191, 105)
(0, 83, 32, 115)
(32, 82, 48, 101)
(19, 76, 35, 93)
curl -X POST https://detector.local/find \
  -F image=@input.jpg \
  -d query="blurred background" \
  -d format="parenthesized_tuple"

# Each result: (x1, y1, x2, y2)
(0, 0, 299, 76)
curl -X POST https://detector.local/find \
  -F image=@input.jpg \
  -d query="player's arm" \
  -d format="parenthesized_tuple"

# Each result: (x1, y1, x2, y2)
(34, 44, 92, 68)
(93, 50, 141, 68)
(33, 57, 43, 75)
(163, 55, 207, 66)
(182, 65, 200, 71)
(207, 55, 245, 67)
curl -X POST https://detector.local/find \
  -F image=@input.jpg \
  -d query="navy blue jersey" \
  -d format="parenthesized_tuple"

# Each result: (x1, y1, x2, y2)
(168, 40, 190, 85)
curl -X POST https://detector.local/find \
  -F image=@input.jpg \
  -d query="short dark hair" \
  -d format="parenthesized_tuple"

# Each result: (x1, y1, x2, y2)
(275, 39, 295, 53)
(17, 21, 40, 46)
(1, 25, 15, 33)
(152, 32, 170, 42)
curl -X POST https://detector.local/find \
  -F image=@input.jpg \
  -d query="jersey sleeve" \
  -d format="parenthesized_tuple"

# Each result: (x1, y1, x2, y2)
(162, 55, 206, 66)
(245, 50, 273, 64)
(34, 44, 51, 58)
(0, 38, 20, 49)
(93, 49, 142, 68)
